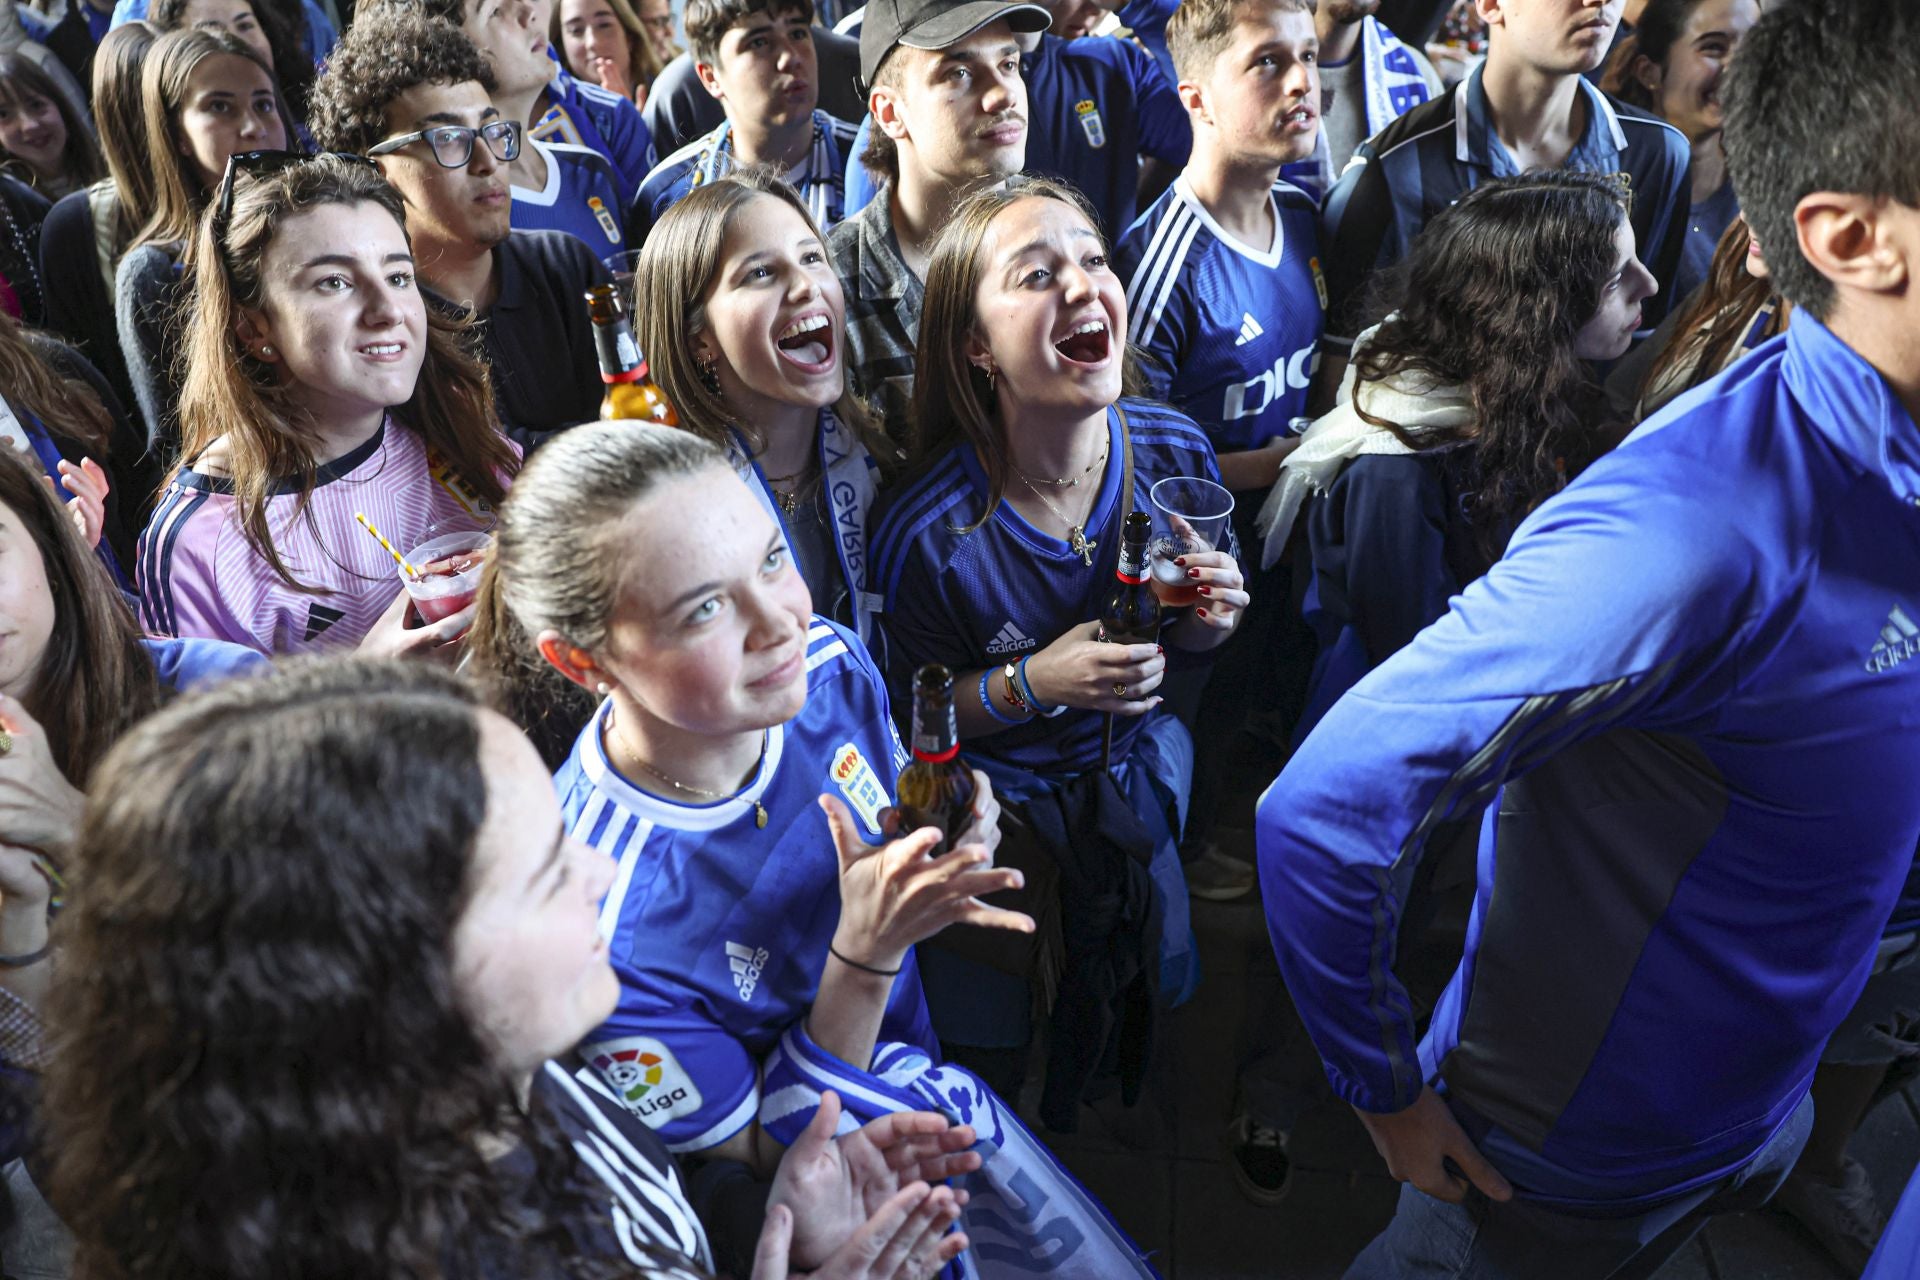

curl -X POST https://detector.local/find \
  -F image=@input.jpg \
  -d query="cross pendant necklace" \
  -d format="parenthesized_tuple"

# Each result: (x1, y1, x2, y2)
(1020, 476, 1098, 566)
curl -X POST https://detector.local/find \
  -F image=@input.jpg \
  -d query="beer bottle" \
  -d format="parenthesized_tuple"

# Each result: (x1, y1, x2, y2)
(1099, 511, 1162, 646)
(895, 664, 976, 854)
(584, 284, 677, 425)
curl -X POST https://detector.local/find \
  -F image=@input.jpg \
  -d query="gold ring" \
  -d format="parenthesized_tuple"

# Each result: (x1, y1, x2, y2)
(1112, 682, 1127, 697)
(0, 730, 14, 755)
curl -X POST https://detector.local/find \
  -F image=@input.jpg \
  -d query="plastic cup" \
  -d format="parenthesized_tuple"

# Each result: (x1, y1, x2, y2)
(603, 249, 645, 294)
(1146, 477, 1233, 606)
(402, 530, 489, 624)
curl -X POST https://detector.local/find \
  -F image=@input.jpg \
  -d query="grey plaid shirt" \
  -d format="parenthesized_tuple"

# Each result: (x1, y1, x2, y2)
(829, 187, 923, 442)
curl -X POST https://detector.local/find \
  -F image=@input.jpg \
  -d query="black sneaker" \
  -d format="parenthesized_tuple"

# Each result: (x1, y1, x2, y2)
(1228, 1113, 1292, 1206)
(1774, 1156, 1885, 1275)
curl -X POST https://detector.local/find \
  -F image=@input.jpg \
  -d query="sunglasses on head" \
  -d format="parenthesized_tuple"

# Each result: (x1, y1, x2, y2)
(214, 149, 383, 236)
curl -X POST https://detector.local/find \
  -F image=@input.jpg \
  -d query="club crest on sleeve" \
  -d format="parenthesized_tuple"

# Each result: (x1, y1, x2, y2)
(584, 1036, 703, 1127)
(830, 742, 889, 831)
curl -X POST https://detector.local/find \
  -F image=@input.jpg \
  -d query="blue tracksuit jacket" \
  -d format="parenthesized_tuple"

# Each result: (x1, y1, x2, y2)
(1258, 313, 1920, 1207)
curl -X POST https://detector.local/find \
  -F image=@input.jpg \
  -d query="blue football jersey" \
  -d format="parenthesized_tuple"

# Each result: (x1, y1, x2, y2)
(1118, 177, 1326, 456)
(512, 138, 631, 255)
(870, 398, 1229, 775)
(560, 619, 935, 1154)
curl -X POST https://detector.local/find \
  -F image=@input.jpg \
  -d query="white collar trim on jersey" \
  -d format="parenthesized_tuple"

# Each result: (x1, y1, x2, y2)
(1171, 175, 1286, 270)
(580, 698, 788, 833)
(511, 137, 564, 206)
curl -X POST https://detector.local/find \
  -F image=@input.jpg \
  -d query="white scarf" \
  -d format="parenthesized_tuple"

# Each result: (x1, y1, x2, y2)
(1255, 324, 1476, 569)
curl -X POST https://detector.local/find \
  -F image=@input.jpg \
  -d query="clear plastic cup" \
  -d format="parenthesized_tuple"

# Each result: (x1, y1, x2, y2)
(402, 530, 489, 624)
(1146, 477, 1234, 607)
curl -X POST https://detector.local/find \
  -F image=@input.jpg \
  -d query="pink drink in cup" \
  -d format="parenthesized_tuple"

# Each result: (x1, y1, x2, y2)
(402, 530, 490, 624)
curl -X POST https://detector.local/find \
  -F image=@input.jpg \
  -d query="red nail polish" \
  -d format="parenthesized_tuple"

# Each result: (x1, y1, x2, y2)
(1198, 586, 1211, 596)
(1197, 608, 1209, 618)
(1174, 557, 1186, 566)
(1187, 568, 1200, 579)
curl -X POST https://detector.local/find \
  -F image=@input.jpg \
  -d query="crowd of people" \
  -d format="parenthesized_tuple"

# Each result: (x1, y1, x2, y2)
(0, 0, 1913, 1275)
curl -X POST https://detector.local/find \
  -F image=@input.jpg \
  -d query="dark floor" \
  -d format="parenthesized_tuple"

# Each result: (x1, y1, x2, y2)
(1015, 866, 1920, 1279)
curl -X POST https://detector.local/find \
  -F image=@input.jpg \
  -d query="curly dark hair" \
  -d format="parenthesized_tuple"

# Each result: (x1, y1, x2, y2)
(1351, 170, 1628, 538)
(308, 6, 498, 156)
(45, 658, 699, 1280)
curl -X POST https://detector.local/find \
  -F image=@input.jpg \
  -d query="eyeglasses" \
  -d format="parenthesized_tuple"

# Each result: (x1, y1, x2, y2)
(214, 149, 381, 235)
(367, 121, 522, 171)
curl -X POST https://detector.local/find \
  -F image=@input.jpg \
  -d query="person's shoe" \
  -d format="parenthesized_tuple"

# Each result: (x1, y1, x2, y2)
(1228, 1112, 1292, 1206)
(1773, 1155, 1885, 1275)
(1186, 845, 1255, 902)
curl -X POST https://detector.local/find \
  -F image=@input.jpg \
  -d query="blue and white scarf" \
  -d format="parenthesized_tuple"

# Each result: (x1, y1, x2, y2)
(686, 111, 849, 232)
(759, 1027, 1161, 1280)
(1284, 16, 1437, 202)
(733, 407, 882, 644)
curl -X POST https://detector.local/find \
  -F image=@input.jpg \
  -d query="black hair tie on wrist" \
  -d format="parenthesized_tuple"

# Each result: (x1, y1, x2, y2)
(829, 944, 901, 977)
(0, 942, 49, 968)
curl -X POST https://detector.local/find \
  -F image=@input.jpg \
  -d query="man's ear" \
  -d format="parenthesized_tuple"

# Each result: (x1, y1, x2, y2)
(537, 628, 609, 691)
(1177, 78, 1209, 127)
(1796, 192, 1910, 299)
(694, 56, 726, 102)
(871, 82, 909, 142)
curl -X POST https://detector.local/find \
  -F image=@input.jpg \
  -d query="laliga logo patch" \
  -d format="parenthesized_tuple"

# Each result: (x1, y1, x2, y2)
(586, 1036, 703, 1128)
(589, 195, 621, 244)
(1309, 256, 1329, 311)
(425, 447, 492, 516)
(830, 742, 889, 832)
(1075, 99, 1107, 150)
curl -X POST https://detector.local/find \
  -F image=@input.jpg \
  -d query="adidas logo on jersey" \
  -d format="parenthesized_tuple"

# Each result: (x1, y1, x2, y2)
(304, 604, 346, 643)
(1865, 604, 1920, 674)
(985, 620, 1037, 655)
(1234, 313, 1265, 346)
(725, 941, 770, 1001)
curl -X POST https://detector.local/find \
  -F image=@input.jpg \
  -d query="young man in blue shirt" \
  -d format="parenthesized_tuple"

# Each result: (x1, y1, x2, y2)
(631, 0, 860, 240)
(1316, 0, 1689, 402)
(1259, 2, 1920, 1274)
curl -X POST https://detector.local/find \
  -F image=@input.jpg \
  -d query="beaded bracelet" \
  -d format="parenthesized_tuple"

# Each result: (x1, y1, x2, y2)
(1015, 656, 1068, 718)
(980, 667, 1024, 725)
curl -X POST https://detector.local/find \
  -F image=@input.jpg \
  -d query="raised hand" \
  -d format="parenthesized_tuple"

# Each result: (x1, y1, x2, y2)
(771, 1090, 982, 1271)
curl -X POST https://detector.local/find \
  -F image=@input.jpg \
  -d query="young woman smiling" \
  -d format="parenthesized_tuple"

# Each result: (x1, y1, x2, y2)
(632, 168, 897, 646)
(869, 177, 1246, 1107)
(136, 154, 518, 657)
(0, 51, 101, 201)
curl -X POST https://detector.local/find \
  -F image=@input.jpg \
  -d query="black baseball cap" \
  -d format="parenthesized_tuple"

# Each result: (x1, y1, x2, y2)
(859, 0, 1052, 89)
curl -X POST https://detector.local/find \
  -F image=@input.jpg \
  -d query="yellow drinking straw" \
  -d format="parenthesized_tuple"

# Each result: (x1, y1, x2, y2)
(354, 512, 419, 578)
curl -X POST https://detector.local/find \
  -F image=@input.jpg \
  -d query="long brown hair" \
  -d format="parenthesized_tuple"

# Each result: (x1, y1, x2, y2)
(92, 22, 161, 241)
(550, 0, 665, 98)
(468, 420, 727, 767)
(47, 658, 697, 1280)
(0, 444, 159, 785)
(0, 51, 104, 194)
(1350, 171, 1626, 537)
(176, 154, 515, 590)
(909, 175, 1147, 532)
(1601, 0, 1712, 115)
(1635, 216, 1782, 418)
(630, 166, 893, 468)
(0, 309, 112, 457)
(131, 28, 289, 251)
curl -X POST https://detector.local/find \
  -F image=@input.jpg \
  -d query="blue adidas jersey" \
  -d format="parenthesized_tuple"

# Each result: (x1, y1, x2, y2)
(870, 399, 1228, 775)
(1259, 314, 1920, 1205)
(631, 110, 859, 243)
(560, 619, 936, 1154)
(535, 64, 657, 206)
(512, 138, 631, 255)
(1117, 176, 1326, 456)
(1320, 61, 1690, 348)
(839, 33, 1191, 235)
(1023, 33, 1190, 238)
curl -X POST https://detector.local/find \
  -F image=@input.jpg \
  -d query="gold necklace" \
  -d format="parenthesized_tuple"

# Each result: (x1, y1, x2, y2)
(1011, 436, 1108, 488)
(763, 460, 815, 517)
(611, 714, 770, 828)
(1018, 473, 1100, 566)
